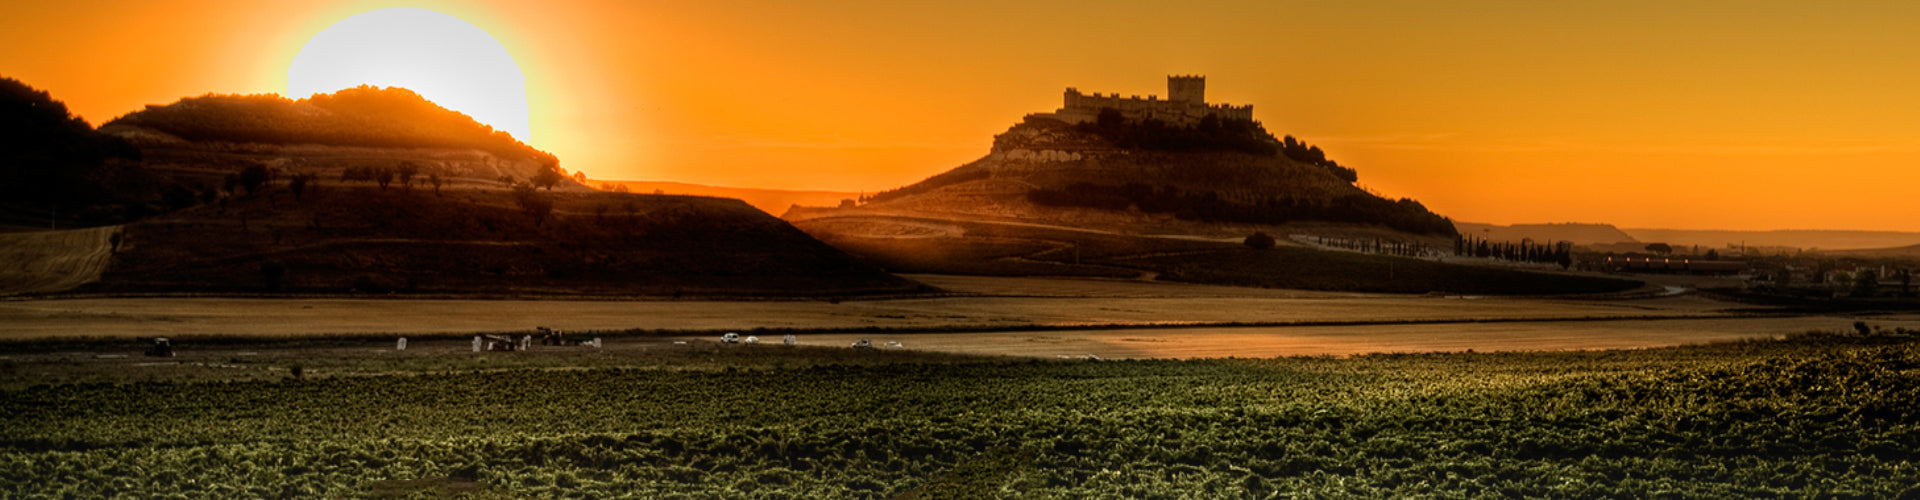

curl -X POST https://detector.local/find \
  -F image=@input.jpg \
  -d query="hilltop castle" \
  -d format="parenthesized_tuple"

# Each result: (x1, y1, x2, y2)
(1037, 75, 1253, 126)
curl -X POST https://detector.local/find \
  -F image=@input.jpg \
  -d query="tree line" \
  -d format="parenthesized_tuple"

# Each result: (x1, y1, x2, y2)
(1070, 109, 1359, 184)
(1076, 109, 1279, 156)
(1278, 135, 1358, 184)
(1455, 234, 1574, 269)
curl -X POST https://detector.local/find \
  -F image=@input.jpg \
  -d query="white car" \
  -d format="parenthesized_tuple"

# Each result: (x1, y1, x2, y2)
(721, 332, 741, 343)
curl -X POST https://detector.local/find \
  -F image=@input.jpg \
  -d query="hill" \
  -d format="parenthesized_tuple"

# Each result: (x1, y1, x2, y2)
(784, 113, 1633, 295)
(105, 85, 554, 165)
(79, 186, 919, 296)
(100, 85, 575, 195)
(0, 85, 919, 297)
(791, 116, 1453, 237)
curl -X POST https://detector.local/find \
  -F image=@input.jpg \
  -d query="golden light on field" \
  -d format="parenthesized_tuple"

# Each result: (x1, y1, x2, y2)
(286, 7, 532, 142)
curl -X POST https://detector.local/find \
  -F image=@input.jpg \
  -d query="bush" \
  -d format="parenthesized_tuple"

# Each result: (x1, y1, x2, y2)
(1244, 232, 1276, 250)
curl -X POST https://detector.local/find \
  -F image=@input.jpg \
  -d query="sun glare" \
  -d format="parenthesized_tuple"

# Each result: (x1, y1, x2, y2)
(287, 8, 531, 142)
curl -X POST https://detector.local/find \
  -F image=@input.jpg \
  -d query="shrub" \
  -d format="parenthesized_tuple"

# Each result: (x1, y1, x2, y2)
(1244, 232, 1276, 250)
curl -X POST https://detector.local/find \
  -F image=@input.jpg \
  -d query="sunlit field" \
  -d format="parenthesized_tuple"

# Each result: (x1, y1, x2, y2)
(4, 332, 1917, 498)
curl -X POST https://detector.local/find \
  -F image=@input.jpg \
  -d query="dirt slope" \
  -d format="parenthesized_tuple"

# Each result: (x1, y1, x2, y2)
(0, 226, 119, 295)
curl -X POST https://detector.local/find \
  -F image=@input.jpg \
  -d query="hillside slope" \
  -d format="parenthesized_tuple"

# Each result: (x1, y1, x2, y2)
(0, 226, 119, 295)
(83, 186, 920, 296)
(101, 86, 576, 194)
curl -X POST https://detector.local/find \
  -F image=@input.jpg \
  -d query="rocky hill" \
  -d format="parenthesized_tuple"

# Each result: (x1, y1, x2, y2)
(788, 115, 1454, 237)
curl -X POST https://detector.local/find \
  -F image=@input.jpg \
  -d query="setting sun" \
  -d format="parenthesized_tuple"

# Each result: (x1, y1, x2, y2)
(287, 7, 531, 142)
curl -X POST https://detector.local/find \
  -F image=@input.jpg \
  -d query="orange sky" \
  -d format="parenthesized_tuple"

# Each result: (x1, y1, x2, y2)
(4, 1, 1917, 231)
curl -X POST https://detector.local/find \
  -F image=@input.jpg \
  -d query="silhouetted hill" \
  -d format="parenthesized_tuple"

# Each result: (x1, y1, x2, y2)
(780, 115, 1641, 294)
(0, 77, 175, 229)
(790, 115, 1454, 237)
(99, 86, 586, 202)
(76, 186, 922, 297)
(105, 85, 555, 165)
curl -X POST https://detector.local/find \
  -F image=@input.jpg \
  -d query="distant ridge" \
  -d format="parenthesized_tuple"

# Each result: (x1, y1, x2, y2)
(1621, 228, 1920, 252)
(1829, 243, 1920, 259)
(1449, 222, 1920, 252)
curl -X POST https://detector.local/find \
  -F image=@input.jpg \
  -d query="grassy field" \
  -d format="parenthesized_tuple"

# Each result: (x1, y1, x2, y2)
(1129, 247, 1643, 295)
(3, 332, 1917, 497)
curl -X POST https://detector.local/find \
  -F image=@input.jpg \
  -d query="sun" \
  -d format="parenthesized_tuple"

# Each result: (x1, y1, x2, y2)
(287, 8, 531, 142)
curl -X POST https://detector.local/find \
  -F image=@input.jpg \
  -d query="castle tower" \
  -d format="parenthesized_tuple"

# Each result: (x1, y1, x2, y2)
(1167, 75, 1205, 103)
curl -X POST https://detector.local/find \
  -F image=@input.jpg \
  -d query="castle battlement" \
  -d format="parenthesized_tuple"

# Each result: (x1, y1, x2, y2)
(1041, 76, 1252, 126)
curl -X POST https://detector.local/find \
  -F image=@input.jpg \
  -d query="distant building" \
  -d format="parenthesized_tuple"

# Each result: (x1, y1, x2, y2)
(1605, 256, 1748, 275)
(1036, 75, 1254, 126)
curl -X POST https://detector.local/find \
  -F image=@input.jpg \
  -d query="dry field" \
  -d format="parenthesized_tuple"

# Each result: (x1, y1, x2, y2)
(0, 226, 117, 296)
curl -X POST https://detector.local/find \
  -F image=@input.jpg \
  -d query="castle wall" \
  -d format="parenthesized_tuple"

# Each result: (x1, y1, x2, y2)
(1052, 85, 1253, 126)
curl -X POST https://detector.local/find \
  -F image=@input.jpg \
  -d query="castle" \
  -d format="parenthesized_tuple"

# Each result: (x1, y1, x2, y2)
(1038, 75, 1254, 126)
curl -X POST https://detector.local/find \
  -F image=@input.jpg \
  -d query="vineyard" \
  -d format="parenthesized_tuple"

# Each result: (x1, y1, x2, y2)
(3, 334, 1918, 498)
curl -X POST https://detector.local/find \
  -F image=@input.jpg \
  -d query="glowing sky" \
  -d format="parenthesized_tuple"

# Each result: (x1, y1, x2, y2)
(288, 8, 531, 142)
(3, 0, 1917, 231)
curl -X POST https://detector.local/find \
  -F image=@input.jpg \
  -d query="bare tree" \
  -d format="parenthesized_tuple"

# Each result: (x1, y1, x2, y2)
(396, 161, 420, 191)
